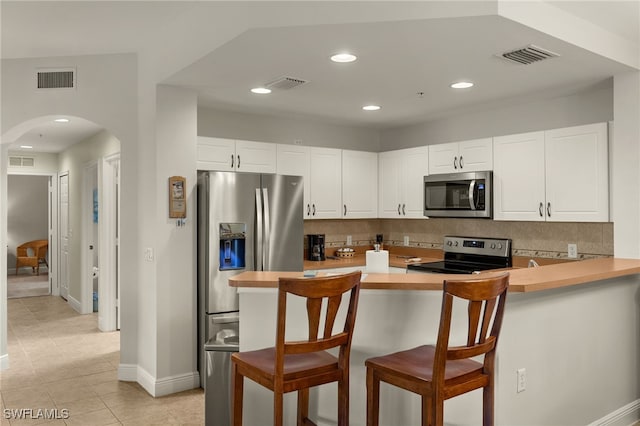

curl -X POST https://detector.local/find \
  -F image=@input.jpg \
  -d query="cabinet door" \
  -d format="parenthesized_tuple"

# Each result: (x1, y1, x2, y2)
(197, 137, 235, 171)
(401, 147, 429, 218)
(493, 131, 546, 221)
(309, 147, 342, 219)
(342, 150, 378, 218)
(277, 144, 311, 218)
(235, 140, 277, 173)
(428, 142, 458, 174)
(545, 123, 608, 222)
(378, 151, 403, 218)
(458, 138, 493, 171)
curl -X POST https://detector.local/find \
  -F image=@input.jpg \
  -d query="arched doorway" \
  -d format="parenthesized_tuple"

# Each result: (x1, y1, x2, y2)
(1, 114, 122, 369)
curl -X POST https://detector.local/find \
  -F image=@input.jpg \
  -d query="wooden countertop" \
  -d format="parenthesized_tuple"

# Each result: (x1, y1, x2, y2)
(229, 257, 640, 293)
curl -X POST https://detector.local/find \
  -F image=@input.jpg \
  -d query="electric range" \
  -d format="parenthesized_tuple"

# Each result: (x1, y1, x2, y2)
(407, 236, 512, 274)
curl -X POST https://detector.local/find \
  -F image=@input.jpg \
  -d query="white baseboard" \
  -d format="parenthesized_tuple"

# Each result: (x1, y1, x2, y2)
(118, 363, 138, 381)
(0, 353, 9, 370)
(67, 295, 82, 314)
(589, 399, 640, 426)
(118, 363, 200, 397)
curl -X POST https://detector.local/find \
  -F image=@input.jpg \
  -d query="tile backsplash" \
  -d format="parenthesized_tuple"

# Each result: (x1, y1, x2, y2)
(304, 218, 613, 260)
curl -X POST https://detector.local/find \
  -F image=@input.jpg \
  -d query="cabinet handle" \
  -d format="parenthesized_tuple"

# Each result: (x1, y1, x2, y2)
(454, 156, 458, 169)
(459, 155, 464, 169)
(344, 204, 347, 216)
(402, 204, 406, 215)
(307, 204, 310, 216)
(539, 202, 543, 217)
(547, 202, 551, 217)
(398, 204, 401, 215)
(312, 204, 316, 216)
(231, 154, 234, 168)
(237, 155, 240, 169)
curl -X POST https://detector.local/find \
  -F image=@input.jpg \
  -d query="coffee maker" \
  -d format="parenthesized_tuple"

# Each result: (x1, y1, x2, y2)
(307, 234, 325, 261)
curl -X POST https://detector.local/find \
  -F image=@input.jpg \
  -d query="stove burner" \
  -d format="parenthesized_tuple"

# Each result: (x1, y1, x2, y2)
(407, 236, 512, 275)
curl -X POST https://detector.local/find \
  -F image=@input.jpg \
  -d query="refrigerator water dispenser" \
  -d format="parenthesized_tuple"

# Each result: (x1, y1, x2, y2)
(219, 223, 246, 270)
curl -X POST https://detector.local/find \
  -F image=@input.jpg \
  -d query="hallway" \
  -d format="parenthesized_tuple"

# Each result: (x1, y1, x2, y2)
(1, 295, 204, 425)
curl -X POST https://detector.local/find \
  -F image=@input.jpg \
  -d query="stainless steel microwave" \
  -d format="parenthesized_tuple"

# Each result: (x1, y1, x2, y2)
(423, 171, 492, 218)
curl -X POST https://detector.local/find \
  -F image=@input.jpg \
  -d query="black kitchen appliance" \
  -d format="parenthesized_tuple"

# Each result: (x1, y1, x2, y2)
(407, 236, 511, 274)
(307, 234, 325, 261)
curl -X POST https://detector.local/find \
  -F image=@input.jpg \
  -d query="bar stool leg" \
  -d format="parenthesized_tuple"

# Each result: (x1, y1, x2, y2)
(297, 388, 309, 425)
(366, 366, 379, 426)
(274, 391, 284, 426)
(231, 363, 243, 426)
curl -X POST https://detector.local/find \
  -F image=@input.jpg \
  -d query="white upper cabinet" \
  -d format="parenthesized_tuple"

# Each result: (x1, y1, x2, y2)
(493, 123, 608, 222)
(197, 137, 235, 171)
(544, 123, 609, 222)
(342, 150, 378, 218)
(493, 131, 546, 221)
(197, 137, 276, 173)
(428, 138, 493, 174)
(309, 147, 342, 219)
(276, 144, 310, 218)
(379, 147, 429, 218)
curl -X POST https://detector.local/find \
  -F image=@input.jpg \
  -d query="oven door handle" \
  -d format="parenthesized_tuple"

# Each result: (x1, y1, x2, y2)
(468, 179, 477, 210)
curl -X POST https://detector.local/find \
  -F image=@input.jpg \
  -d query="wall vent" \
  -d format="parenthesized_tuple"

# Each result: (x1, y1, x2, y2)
(9, 156, 35, 168)
(36, 67, 76, 89)
(498, 45, 560, 65)
(265, 76, 308, 90)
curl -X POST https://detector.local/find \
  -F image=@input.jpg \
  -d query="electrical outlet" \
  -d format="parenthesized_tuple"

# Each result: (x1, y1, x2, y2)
(403, 236, 410, 246)
(346, 235, 352, 245)
(294, 139, 303, 145)
(144, 248, 154, 262)
(568, 243, 578, 259)
(517, 368, 526, 393)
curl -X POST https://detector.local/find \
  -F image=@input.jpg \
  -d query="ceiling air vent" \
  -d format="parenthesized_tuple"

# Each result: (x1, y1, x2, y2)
(498, 45, 560, 65)
(36, 67, 76, 89)
(265, 76, 308, 90)
(9, 156, 35, 168)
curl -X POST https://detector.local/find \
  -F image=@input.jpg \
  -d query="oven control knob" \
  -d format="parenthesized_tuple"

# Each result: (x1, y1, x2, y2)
(497, 243, 503, 249)
(447, 241, 453, 246)
(490, 243, 496, 249)
(454, 241, 459, 247)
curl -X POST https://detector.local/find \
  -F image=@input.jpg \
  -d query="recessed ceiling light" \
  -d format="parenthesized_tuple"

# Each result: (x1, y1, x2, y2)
(362, 105, 381, 111)
(331, 53, 357, 63)
(54, 118, 70, 123)
(250, 87, 271, 94)
(450, 81, 474, 89)
(20, 145, 33, 149)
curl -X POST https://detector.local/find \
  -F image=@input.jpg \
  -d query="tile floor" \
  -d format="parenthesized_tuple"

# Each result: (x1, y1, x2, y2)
(1, 295, 204, 425)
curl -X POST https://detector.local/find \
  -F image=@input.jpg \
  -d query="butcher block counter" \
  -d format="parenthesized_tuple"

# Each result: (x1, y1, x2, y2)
(229, 257, 640, 293)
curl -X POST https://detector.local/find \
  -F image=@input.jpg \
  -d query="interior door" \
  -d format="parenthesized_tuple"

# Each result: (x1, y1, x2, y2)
(59, 172, 70, 300)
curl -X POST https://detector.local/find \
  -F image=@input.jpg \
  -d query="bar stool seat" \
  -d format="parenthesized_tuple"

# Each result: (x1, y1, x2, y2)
(365, 272, 509, 426)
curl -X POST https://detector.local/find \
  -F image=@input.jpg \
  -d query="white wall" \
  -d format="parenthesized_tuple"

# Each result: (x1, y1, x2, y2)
(379, 81, 614, 150)
(198, 107, 380, 152)
(7, 175, 49, 271)
(7, 151, 59, 174)
(1, 53, 137, 370)
(58, 129, 120, 305)
(153, 85, 199, 390)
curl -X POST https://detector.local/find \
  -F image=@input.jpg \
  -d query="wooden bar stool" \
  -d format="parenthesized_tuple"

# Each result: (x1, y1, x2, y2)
(365, 272, 509, 426)
(231, 270, 362, 426)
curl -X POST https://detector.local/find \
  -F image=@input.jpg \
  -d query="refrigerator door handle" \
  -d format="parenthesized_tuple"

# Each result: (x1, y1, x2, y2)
(255, 188, 263, 271)
(262, 187, 270, 270)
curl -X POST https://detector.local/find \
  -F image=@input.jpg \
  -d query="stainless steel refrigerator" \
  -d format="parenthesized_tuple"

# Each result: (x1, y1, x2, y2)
(197, 171, 304, 419)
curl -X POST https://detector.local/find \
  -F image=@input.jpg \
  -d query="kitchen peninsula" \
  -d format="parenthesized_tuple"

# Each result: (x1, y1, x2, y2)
(230, 258, 640, 425)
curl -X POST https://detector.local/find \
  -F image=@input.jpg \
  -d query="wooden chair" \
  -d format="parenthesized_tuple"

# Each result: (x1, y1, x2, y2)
(15, 239, 49, 276)
(231, 270, 362, 426)
(365, 272, 509, 426)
